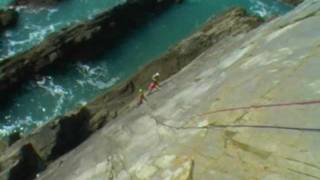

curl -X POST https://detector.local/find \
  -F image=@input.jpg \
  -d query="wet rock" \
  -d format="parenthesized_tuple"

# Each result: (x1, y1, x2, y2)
(0, 0, 182, 103)
(280, 0, 304, 6)
(0, 143, 45, 180)
(0, 9, 18, 32)
(47, 107, 91, 161)
(0, 108, 90, 179)
(17, 107, 92, 162)
(8, 132, 21, 146)
(11, 0, 63, 7)
(0, 140, 7, 154)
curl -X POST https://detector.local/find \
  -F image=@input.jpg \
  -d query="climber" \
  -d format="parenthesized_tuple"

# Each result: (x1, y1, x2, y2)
(148, 72, 160, 94)
(137, 89, 147, 106)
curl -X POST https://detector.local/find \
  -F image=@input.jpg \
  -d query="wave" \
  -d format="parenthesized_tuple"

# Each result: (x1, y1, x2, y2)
(76, 62, 120, 90)
(249, 0, 284, 18)
(0, 68, 120, 138)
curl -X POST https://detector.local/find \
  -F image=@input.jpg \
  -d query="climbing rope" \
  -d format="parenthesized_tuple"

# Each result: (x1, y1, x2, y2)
(199, 99, 320, 116)
(144, 99, 320, 133)
(156, 122, 320, 133)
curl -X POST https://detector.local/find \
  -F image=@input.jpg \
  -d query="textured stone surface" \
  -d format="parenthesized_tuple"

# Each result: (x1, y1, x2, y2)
(32, 1, 320, 179)
(0, 7, 262, 179)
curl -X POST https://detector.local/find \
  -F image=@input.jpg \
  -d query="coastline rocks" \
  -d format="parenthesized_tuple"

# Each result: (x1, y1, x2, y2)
(0, 108, 90, 180)
(13, 107, 90, 162)
(8, 132, 21, 146)
(0, 0, 182, 103)
(280, 0, 304, 6)
(0, 9, 18, 32)
(11, 0, 63, 7)
(0, 143, 45, 180)
(0, 140, 7, 154)
(0, 7, 262, 179)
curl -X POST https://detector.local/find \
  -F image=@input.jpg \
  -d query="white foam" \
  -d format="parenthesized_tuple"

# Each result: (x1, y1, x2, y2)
(250, 0, 269, 17)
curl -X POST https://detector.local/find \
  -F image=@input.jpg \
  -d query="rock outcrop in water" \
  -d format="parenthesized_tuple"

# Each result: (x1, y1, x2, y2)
(281, 0, 304, 6)
(0, 9, 18, 32)
(0, 7, 262, 180)
(11, 0, 63, 7)
(0, 0, 182, 104)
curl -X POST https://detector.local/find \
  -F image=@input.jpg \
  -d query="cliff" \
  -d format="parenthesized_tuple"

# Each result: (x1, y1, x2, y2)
(33, 0, 320, 179)
(2, 0, 320, 179)
(0, 7, 262, 180)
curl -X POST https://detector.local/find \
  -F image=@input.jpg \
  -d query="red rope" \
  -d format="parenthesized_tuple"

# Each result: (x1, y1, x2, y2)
(200, 99, 320, 116)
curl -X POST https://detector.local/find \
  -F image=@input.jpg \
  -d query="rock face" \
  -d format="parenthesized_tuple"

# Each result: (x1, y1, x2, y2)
(16, 0, 318, 179)
(0, 7, 262, 179)
(0, 0, 181, 103)
(0, 9, 18, 32)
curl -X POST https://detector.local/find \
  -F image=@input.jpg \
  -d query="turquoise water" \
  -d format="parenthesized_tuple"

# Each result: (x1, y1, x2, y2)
(0, 0, 292, 136)
(0, 0, 121, 59)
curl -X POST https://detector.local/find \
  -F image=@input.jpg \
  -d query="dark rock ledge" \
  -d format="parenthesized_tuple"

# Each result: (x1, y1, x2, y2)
(0, 9, 18, 32)
(0, 0, 183, 103)
(0, 7, 263, 180)
(280, 0, 304, 6)
(11, 0, 65, 7)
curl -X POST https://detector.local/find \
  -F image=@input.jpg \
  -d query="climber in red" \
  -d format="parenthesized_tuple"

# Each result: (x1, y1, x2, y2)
(148, 72, 160, 94)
